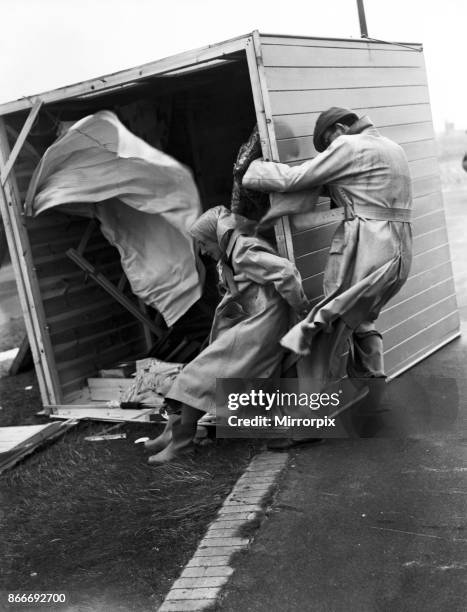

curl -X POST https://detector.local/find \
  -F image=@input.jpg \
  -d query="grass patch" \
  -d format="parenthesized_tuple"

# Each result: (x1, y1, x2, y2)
(0, 365, 262, 610)
(0, 316, 25, 352)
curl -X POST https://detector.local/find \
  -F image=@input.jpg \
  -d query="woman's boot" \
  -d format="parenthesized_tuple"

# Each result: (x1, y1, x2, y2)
(148, 405, 201, 465)
(144, 414, 180, 453)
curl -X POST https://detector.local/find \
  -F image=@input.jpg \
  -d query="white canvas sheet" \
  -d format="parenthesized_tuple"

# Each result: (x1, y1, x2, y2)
(25, 110, 202, 326)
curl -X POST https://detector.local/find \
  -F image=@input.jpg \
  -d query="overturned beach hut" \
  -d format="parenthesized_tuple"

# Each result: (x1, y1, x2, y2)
(0, 31, 460, 419)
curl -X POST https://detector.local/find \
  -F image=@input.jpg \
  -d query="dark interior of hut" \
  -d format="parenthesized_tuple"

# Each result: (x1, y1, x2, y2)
(4, 53, 271, 402)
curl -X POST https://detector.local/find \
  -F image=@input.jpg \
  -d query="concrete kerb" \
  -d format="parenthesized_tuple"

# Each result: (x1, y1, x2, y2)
(157, 451, 289, 612)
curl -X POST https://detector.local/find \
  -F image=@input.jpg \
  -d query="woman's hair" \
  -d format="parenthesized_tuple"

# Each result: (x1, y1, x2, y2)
(190, 206, 255, 253)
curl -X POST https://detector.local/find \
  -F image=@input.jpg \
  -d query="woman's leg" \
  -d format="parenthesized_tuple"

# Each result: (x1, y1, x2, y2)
(148, 404, 203, 464)
(144, 413, 180, 452)
(144, 399, 182, 452)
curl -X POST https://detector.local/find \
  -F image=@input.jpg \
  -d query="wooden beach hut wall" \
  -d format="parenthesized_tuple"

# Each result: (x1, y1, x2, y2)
(0, 31, 460, 418)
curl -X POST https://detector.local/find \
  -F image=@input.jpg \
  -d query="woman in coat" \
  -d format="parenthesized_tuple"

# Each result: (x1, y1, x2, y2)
(147, 205, 309, 463)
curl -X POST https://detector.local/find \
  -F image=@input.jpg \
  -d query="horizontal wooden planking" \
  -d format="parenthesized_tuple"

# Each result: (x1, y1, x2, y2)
(402, 191, 444, 217)
(262, 45, 424, 68)
(294, 222, 338, 257)
(26, 211, 95, 234)
(384, 312, 460, 376)
(260, 36, 422, 51)
(274, 104, 433, 140)
(292, 190, 444, 244)
(413, 226, 448, 256)
(289, 187, 442, 235)
(28, 221, 98, 248)
(46, 298, 132, 335)
(407, 158, 438, 180)
(412, 174, 441, 199)
(269, 86, 430, 116)
(54, 324, 142, 364)
(382, 122, 435, 144)
(402, 139, 436, 161)
(32, 235, 113, 267)
(378, 278, 457, 334)
(50, 312, 140, 348)
(44, 282, 128, 318)
(296, 247, 329, 282)
(265, 66, 427, 92)
(298, 242, 453, 312)
(57, 338, 145, 383)
(299, 227, 451, 289)
(295, 216, 448, 282)
(54, 324, 141, 364)
(286, 139, 437, 169)
(301, 271, 324, 300)
(38, 258, 122, 293)
(35, 246, 120, 281)
(301, 256, 455, 315)
(381, 294, 458, 350)
(31, 233, 107, 260)
(383, 305, 459, 368)
(410, 243, 451, 277)
(41, 270, 124, 305)
(292, 204, 447, 259)
(277, 122, 435, 162)
(381, 262, 455, 314)
(411, 209, 447, 237)
(88, 378, 134, 402)
(61, 380, 91, 399)
(285, 179, 442, 231)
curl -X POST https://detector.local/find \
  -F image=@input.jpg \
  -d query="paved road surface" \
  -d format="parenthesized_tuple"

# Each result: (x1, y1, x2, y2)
(219, 186, 467, 611)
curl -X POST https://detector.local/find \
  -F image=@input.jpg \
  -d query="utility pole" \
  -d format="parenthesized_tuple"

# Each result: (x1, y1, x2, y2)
(356, 0, 369, 38)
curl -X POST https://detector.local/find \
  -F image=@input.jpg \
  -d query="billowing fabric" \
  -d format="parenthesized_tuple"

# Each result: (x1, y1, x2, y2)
(243, 116, 413, 373)
(25, 110, 202, 326)
(166, 207, 309, 413)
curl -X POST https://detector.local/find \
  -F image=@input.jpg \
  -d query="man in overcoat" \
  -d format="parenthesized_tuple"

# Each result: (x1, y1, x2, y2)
(242, 107, 413, 389)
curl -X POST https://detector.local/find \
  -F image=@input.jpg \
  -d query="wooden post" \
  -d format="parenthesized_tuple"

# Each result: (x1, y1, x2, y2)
(357, 0, 369, 38)
(0, 101, 42, 186)
(0, 117, 61, 405)
(245, 31, 295, 262)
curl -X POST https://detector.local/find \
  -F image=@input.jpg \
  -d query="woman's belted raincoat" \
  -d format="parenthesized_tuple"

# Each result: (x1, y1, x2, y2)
(165, 208, 309, 413)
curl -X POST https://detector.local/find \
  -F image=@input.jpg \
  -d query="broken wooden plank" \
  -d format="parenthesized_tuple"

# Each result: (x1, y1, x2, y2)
(0, 423, 59, 454)
(99, 362, 136, 378)
(87, 377, 134, 401)
(66, 248, 163, 337)
(5, 125, 41, 162)
(0, 419, 77, 474)
(77, 219, 97, 255)
(45, 406, 156, 422)
(0, 218, 8, 267)
(8, 335, 33, 376)
(0, 100, 42, 187)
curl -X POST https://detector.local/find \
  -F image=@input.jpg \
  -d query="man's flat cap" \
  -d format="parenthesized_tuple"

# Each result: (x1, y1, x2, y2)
(313, 107, 359, 152)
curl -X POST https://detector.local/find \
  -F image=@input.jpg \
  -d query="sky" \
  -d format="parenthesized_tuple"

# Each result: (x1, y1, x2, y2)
(0, 0, 466, 132)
